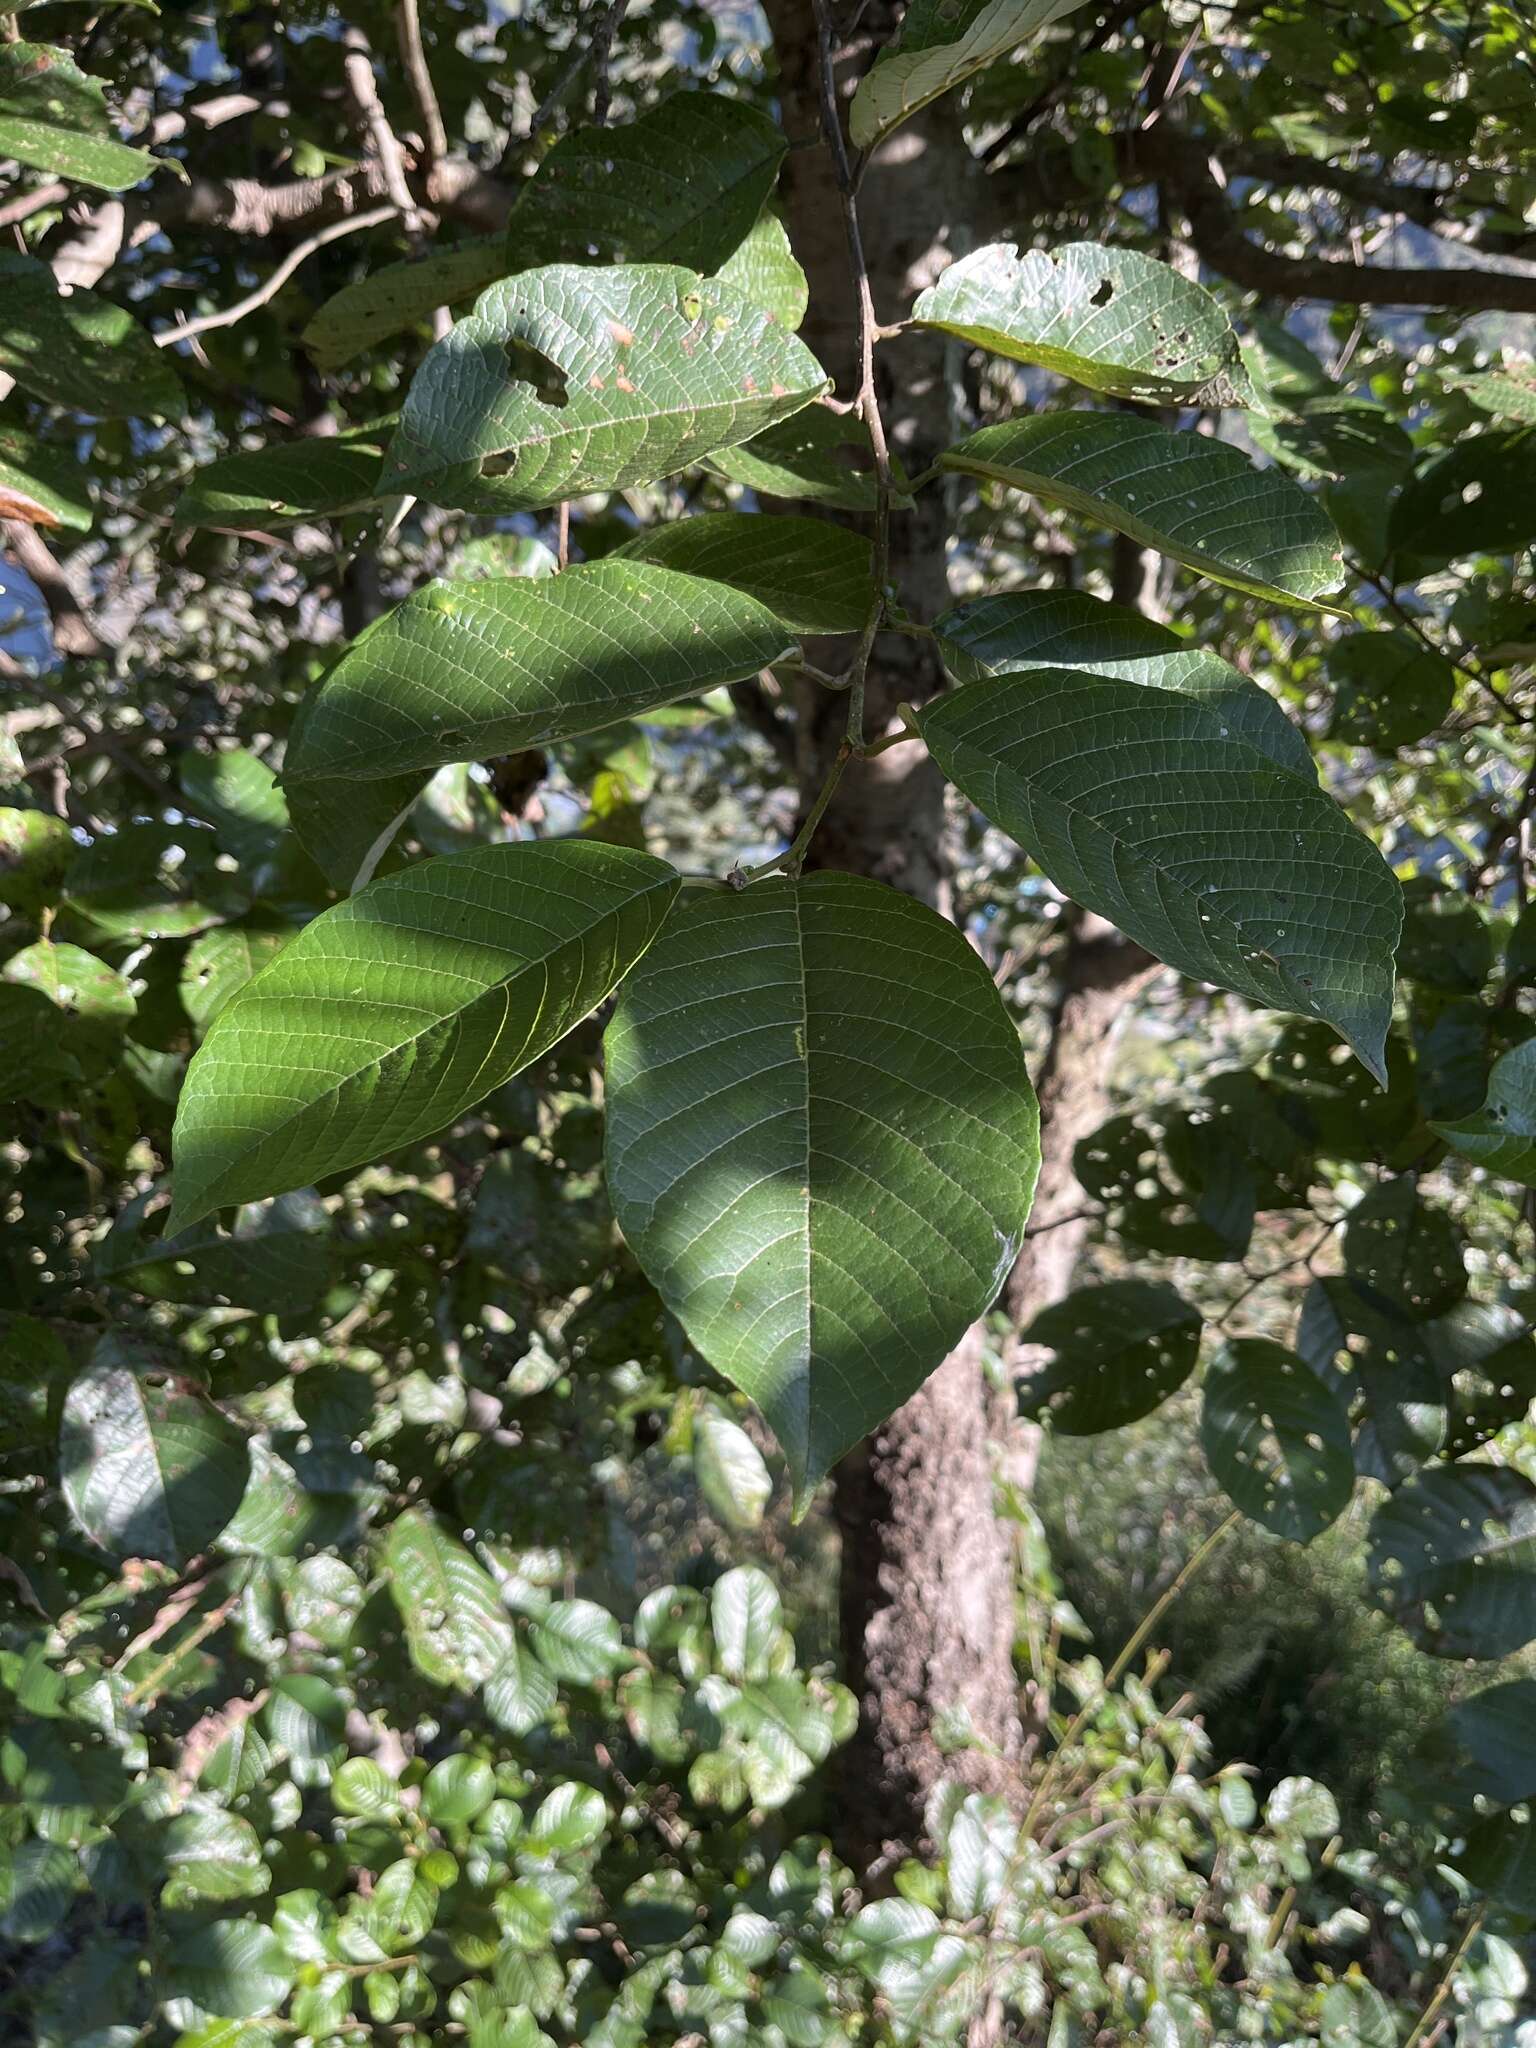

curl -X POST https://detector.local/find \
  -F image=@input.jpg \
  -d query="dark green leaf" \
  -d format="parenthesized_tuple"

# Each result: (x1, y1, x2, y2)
(612, 513, 874, 633)
(1433, 1038, 1536, 1187)
(605, 875, 1040, 1498)
(1200, 1338, 1353, 1543)
(1343, 1177, 1467, 1322)
(1368, 1464, 1536, 1658)
(918, 668, 1402, 1079)
(59, 1340, 250, 1565)
(0, 251, 180, 417)
(283, 561, 793, 786)
(1017, 1279, 1201, 1433)
(0, 420, 91, 530)
(0, 41, 156, 191)
(1327, 629, 1454, 750)
(174, 431, 388, 530)
(1389, 426, 1536, 567)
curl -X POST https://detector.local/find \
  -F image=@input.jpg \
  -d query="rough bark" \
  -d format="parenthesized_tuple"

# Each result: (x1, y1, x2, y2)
(763, 0, 1023, 1878)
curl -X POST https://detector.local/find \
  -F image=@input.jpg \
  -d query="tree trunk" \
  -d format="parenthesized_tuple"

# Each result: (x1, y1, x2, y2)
(763, 0, 1156, 1879)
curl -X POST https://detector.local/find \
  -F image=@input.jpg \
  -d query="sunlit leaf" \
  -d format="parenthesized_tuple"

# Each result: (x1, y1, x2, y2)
(168, 841, 679, 1230)
(849, 0, 1093, 151)
(1433, 1037, 1536, 1186)
(913, 242, 1247, 404)
(605, 874, 1040, 1499)
(384, 264, 827, 513)
(937, 411, 1345, 607)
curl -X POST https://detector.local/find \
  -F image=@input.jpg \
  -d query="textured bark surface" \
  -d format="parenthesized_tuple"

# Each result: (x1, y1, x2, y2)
(763, 0, 1024, 1877)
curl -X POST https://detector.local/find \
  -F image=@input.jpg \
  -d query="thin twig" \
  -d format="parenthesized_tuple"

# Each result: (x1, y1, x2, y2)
(1403, 1903, 1485, 2048)
(555, 501, 570, 571)
(155, 205, 397, 348)
(810, 0, 894, 754)
(590, 0, 629, 127)
(396, 0, 448, 169)
(344, 35, 426, 238)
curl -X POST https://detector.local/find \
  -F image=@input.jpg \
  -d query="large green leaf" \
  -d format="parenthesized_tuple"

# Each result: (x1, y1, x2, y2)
(849, 0, 1093, 152)
(383, 1507, 514, 1690)
(284, 561, 794, 787)
(161, 1921, 295, 2021)
(0, 421, 91, 531)
(501, 91, 786, 276)
(707, 405, 894, 510)
(384, 264, 828, 513)
(1368, 1465, 1536, 1658)
(936, 411, 1345, 607)
(174, 430, 389, 530)
(918, 667, 1402, 1079)
(912, 242, 1247, 404)
(168, 840, 680, 1231)
(1016, 1279, 1201, 1433)
(1200, 1338, 1353, 1544)
(716, 209, 808, 331)
(0, 41, 156, 191)
(1432, 1038, 1536, 1186)
(1389, 426, 1536, 567)
(604, 874, 1040, 1498)
(0, 252, 180, 418)
(302, 238, 511, 373)
(1343, 1176, 1467, 1322)
(59, 1339, 251, 1566)
(937, 589, 1315, 779)
(303, 95, 787, 371)
(612, 514, 875, 634)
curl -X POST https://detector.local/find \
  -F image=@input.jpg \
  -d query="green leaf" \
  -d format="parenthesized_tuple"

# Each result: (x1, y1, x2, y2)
(1443, 1678, 1536, 1806)
(0, 420, 91, 531)
(693, 1400, 773, 1529)
(912, 242, 1247, 404)
(937, 589, 1315, 778)
(1368, 1464, 1536, 1658)
(180, 928, 290, 1030)
(1248, 399, 1414, 485)
(937, 411, 1344, 607)
(1298, 1276, 1447, 1486)
(484, 1640, 557, 1737)
(526, 1781, 607, 1854)
(174, 430, 388, 530)
(168, 841, 679, 1231)
(95, 1189, 332, 1315)
(62, 821, 244, 940)
(1389, 426, 1536, 566)
(162, 1921, 295, 2021)
(421, 1754, 496, 1826)
(604, 874, 1041, 1499)
(612, 514, 874, 634)
(1327, 628, 1454, 750)
(332, 1757, 401, 1818)
(159, 1807, 271, 1907)
(1017, 1279, 1201, 1433)
(0, 251, 180, 417)
(303, 237, 511, 372)
(383, 264, 828, 513)
(716, 209, 808, 331)
(529, 1598, 626, 1684)
(849, 0, 1093, 152)
(706, 404, 894, 510)
(0, 983, 82, 1104)
(1445, 360, 1536, 424)
(1200, 1338, 1353, 1543)
(503, 91, 786, 277)
(0, 1838, 76, 1943)
(711, 1565, 783, 1680)
(1432, 1038, 1536, 1187)
(1397, 879, 1492, 992)
(59, 1339, 250, 1565)
(283, 561, 794, 787)
(918, 667, 1402, 1079)
(0, 42, 157, 191)
(1265, 1774, 1339, 1838)
(302, 97, 788, 372)
(383, 1507, 514, 1690)
(1343, 1176, 1467, 1322)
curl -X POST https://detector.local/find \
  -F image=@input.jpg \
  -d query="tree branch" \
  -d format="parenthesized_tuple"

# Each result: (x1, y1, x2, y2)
(1, 521, 103, 659)
(154, 203, 398, 348)
(396, 0, 448, 169)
